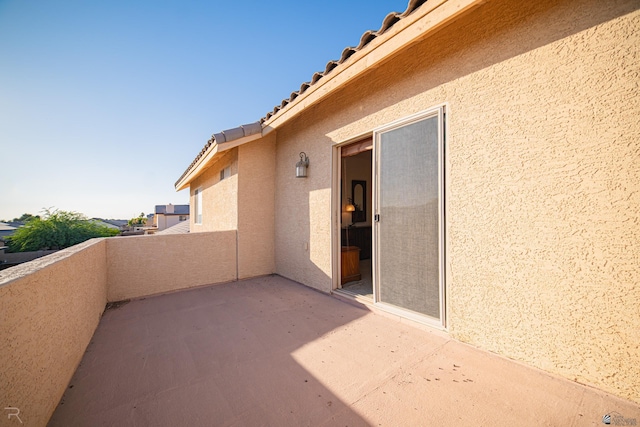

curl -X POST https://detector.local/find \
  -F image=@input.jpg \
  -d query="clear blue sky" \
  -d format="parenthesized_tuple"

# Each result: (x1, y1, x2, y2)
(0, 0, 408, 220)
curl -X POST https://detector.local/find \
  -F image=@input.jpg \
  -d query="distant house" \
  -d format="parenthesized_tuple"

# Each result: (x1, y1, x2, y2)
(174, 0, 639, 404)
(155, 220, 190, 235)
(0, 222, 18, 241)
(100, 219, 129, 230)
(90, 219, 122, 231)
(0, 223, 16, 255)
(152, 204, 189, 232)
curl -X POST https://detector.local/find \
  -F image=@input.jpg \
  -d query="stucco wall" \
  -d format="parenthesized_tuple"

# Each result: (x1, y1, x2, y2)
(443, 0, 640, 402)
(273, 0, 639, 402)
(0, 231, 243, 424)
(0, 239, 108, 426)
(190, 149, 238, 233)
(275, 114, 334, 292)
(106, 231, 237, 301)
(237, 134, 276, 278)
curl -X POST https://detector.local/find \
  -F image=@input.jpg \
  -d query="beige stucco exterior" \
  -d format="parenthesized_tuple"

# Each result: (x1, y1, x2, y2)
(106, 232, 237, 301)
(237, 132, 276, 279)
(187, 135, 276, 280)
(287, 0, 640, 401)
(0, 240, 108, 427)
(190, 149, 238, 232)
(0, 232, 243, 425)
(7, 2, 637, 424)
(178, 0, 639, 403)
(274, 110, 334, 292)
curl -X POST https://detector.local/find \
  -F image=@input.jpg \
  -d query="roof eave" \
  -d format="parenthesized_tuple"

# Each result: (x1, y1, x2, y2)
(175, 142, 220, 191)
(175, 131, 263, 191)
(262, 0, 485, 133)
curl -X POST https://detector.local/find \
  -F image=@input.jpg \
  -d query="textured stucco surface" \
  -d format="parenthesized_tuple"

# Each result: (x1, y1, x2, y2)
(190, 149, 238, 233)
(274, 116, 334, 293)
(47, 275, 640, 427)
(106, 232, 237, 302)
(443, 2, 640, 402)
(0, 239, 108, 426)
(271, 0, 639, 402)
(0, 231, 242, 425)
(237, 134, 276, 279)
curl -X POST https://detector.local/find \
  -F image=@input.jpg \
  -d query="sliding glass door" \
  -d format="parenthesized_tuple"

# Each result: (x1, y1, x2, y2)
(373, 107, 445, 325)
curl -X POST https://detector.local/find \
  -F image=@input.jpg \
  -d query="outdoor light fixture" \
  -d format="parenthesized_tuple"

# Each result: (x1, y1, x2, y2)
(296, 152, 309, 178)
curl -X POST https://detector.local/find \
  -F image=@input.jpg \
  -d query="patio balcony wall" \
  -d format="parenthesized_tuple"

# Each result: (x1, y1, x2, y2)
(0, 231, 237, 427)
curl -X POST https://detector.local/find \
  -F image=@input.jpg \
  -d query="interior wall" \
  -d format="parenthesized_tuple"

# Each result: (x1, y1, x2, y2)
(272, 0, 640, 403)
(341, 151, 372, 227)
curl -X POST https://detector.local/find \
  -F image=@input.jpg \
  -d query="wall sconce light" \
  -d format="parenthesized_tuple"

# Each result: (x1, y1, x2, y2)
(296, 152, 309, 178)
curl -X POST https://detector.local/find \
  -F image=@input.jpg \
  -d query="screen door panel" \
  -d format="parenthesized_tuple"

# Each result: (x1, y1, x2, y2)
(376, 113, 442, 320)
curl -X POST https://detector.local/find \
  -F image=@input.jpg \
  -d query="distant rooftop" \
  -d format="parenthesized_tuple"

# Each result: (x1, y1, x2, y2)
(155, 204, 189, 215)
(100, 219, 128, 228)
(155, 220, 190, 235)
(0, 222, 18, 232)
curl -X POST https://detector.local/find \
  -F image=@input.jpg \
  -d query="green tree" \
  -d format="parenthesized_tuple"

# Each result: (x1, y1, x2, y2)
(128, 212, 147, 227)
(6, 209, 119, 252)
(0, 213, 40, 223)
(14, 213, 39, 223)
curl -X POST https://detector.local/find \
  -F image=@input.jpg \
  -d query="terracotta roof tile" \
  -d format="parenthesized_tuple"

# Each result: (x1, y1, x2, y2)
(261, 0, 428, 123)
(175, 121, 260, 187)
(177, 0, 429, 188)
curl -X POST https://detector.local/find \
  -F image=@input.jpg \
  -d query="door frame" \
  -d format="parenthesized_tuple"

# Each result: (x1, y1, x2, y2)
(331, 104, 447, 330)
(373, 105, 447, 329)
(331, 132, 373, 292)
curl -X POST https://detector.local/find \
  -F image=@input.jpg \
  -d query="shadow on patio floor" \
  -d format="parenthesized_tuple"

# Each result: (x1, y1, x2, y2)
(48, 275, 639, 426)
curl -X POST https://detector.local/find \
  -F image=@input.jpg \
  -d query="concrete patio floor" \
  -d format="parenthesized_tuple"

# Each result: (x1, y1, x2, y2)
(48, 275, 639, 426)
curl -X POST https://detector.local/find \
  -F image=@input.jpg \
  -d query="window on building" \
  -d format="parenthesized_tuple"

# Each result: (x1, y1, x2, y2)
(194, 188, 202, 224)
(220, 166, 231, 181)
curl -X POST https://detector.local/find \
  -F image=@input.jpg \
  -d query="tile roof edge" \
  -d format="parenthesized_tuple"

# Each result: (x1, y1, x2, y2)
(175, 121, 261, 189)
(260, 0, 429, 124)
(176, 0, 431, 188)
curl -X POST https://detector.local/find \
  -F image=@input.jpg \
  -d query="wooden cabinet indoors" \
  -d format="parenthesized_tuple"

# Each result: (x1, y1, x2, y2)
(341, 226, 371, 260)
(341, 246, 361, 285)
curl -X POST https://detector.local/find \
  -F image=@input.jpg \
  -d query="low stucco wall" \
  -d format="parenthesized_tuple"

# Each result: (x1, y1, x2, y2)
(1, 231, 240, 425)
(0, 239, 108, 427)
(106, 231, 237, 301)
